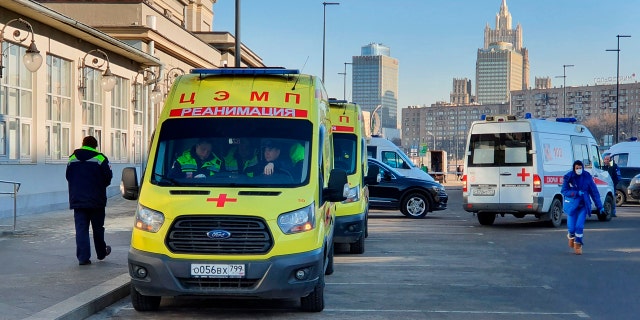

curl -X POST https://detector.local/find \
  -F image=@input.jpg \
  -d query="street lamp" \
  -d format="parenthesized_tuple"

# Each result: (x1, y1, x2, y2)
(607, 34, 631, 144)
(79, 49, 117, 95)
(337, 62, 352, 100)
(164, 67, 185, 97)
(0, 18, 43, 78)
(322, 2, 339, 83)
(426, 131, 436, 149)
(555, 64, 574, 117)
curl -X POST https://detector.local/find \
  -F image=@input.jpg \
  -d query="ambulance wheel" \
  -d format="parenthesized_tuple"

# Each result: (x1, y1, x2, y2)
(477, 213, 496, 226)
(300, 270, 325, 312)
(401, 192, 429, 218)
(548, 198, 563, 228)
(615, 190, 625, 207)
(325, 243, 334, 275)
(364, 211, 369, 238)
(130, 284, 161, 311)
(598, 194, 614, 222)
(350, 234, 365, 254)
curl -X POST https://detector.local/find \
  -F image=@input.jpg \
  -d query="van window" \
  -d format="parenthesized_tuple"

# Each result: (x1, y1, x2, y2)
(381, 151, 410, 169)
(573, 144, 591, 167)
(151, 117, 312, 187)
(589, 145, 601, 168)
(612, 153, 629, 167)
(333, 133, 356, 174)
(468, 132, 533, 167)
(366, 146, 375, 159)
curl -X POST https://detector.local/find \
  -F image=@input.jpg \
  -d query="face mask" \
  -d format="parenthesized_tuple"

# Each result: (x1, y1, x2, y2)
(575, 169, 583, 175)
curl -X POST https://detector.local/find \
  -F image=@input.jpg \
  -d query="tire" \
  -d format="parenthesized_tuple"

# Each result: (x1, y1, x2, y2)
(325, 244, 334, 275)
(598, 194, 614, 222)
(364, 213, 369, 238)
(130, 284, 161, 312)
(300, 270, 324, 312)
(615, 190, 625, 207)
(400, 192, 429, 218)
(350, 234, 365, 254)
(477, 212, 496, 226)
(547, 198, 563, 228)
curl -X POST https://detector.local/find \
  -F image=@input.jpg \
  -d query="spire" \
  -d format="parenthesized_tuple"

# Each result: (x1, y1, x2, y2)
(500, 0, 508, 14)
(495, 0, 512, 30)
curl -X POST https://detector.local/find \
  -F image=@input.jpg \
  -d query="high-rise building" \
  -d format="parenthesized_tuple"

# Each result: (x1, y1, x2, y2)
(476, 0, 529, 104)
(451, 78, 472, 104)
(352, 43, 399, 134)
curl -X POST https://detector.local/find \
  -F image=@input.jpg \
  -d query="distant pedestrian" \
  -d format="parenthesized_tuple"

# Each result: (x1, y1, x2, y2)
(561, 160, 605, 255)
(66, 136, 113, 265)
(603, 155, 622, 216)
(456, 165, 463, 181)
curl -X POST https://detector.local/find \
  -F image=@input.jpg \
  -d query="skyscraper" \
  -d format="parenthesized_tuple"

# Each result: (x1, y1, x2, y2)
(352, 43, 399, 134)
(476, 0, 529, 104)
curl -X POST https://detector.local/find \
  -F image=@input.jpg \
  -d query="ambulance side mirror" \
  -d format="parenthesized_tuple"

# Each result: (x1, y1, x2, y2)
(324, 168, 348, 202)
(121, 167, 139, 200)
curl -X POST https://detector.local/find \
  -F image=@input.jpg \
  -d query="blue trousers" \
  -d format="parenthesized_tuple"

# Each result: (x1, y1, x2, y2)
(74, 208, 107, 262)
(566, 206, 588, 245)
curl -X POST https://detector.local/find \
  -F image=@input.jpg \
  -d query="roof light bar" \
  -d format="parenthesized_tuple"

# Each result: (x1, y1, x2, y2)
(329, 99, 349, 104)
(190, 68, 300, 75)
(556, 117, 577, 123)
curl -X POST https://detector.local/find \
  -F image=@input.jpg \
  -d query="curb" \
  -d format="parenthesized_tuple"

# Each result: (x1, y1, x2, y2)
(24, 273, 130, 320)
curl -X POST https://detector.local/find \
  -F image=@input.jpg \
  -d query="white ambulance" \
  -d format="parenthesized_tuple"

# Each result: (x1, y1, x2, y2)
(462, 114, 615, 227)
(367, 136, 435, 181)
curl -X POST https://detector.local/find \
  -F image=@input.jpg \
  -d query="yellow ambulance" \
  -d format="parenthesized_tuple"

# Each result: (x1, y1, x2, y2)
(121, 68, 348, 312)
(329, 99, 370, 254)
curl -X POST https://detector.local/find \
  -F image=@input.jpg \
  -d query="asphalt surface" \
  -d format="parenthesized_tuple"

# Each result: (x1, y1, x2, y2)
(0, 195, 136, 320)
(0, 178, 462, 320)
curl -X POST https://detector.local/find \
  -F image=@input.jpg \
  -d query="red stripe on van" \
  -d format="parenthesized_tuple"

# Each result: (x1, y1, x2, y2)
(543, 176, 564, 184)
(332, 125, 355, 132)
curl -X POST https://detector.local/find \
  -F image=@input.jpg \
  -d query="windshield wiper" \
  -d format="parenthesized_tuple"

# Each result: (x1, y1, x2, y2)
(152, 172, 180, 186)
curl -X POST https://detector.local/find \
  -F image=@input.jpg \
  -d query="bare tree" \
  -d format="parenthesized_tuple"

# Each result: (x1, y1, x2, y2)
(583, 113, 616, 145)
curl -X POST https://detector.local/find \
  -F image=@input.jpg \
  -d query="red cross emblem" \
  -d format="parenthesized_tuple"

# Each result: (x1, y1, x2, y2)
(207, 194, 237, 207)
(516, 168, 530, 182)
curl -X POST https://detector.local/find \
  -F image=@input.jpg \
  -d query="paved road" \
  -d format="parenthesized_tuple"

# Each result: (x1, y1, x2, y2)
(88, 190, 640, 320)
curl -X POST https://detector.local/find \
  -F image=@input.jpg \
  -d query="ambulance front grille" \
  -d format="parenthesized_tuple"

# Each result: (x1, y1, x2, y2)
(178, 277, 257, 289)
(166, 216, 273, 254)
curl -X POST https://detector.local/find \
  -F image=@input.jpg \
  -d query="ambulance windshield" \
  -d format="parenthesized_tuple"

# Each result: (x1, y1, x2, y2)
(333, 133, 357, 175)
(468, 132, 533, 167)
(151, 118, 312, 187)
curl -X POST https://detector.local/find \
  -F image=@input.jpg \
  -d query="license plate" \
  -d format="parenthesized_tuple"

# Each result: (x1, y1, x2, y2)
(473, 188, 495, 196)
(191, 264, 245, 278)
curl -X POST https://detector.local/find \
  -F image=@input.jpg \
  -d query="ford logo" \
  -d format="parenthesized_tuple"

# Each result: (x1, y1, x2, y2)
(206, 230, 231, 239)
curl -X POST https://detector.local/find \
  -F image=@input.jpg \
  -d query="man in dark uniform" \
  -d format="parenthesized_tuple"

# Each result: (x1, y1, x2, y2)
(66, 136, 113, 266)
(603, 155, 622, 216)
(169, 139, 223, 179)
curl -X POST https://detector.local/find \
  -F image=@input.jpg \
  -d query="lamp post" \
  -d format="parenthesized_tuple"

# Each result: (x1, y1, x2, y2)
(322, 2, 339, 83)
(79, 49, 117, 95)
(426, 131, 435, 149)
(164, 67, 185, 97)
(555, 64, 574, 117)
(0, 18, 43, 78)
(607, 35, 631, 144)
(337, 62, 352, 100)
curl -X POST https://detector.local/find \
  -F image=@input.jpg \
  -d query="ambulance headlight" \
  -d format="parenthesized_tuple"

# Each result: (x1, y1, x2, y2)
(134, 204, 165, 233)
(278, 204, 315, 234)
(342, 185, 360, 203)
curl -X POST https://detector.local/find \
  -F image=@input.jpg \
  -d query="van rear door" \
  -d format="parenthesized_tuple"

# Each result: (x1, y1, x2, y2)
(467, 122, 533, 210)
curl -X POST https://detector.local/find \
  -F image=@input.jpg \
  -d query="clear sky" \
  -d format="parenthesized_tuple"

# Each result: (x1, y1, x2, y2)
(212, 0, 640, 111)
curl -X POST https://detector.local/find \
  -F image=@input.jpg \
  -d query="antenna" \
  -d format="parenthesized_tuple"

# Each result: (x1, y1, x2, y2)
(291, 56, 310, 90)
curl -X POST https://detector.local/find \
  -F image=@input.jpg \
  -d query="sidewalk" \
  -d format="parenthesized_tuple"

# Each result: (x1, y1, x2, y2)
(0, 196, 136, 320)
(0, 178, 462, 320)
